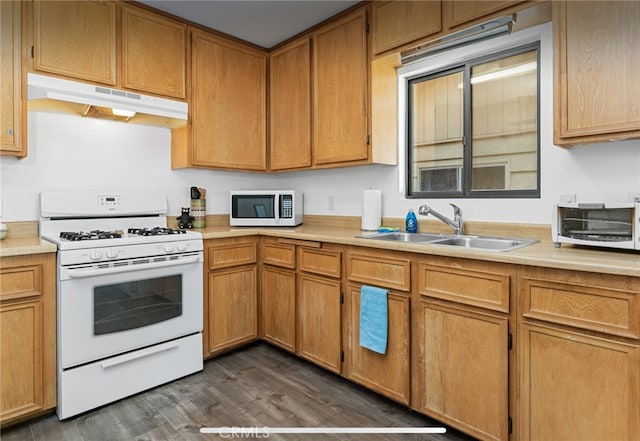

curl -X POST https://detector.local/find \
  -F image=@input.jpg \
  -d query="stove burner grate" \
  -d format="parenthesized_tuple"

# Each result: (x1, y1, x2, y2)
(128, 227, 186, 236)
(60, 230, 123, 241)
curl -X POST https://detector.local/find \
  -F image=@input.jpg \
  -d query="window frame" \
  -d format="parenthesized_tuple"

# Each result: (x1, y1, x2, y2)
(406, 42, 541, 199)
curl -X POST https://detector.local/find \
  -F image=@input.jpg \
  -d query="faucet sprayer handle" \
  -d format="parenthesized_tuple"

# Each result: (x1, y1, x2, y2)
(449, 203, 462, 217)
(418, 205, 431, 216)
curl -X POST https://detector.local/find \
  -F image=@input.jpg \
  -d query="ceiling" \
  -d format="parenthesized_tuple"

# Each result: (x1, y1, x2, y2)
(137, 1, 360, 49)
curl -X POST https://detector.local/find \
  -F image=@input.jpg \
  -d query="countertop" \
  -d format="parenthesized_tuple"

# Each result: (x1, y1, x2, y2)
(0, 236, 58, 257)
(1, 224, 637, 277)
(196, 224, 640, 277)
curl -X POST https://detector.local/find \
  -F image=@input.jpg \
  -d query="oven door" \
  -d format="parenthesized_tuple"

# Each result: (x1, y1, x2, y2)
(58, 252, 203, 369)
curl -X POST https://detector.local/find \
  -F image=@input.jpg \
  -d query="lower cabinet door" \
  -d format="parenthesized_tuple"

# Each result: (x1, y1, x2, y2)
(297, 273, 341, 373)
(0, 300, 44, 421)
(345, 283, 410, 405)
(0, 253, 55, 426)
(520, 323, 640, 441)
(414, 300, 509, 441)
(261, 265, 296, 352)
(208, 265, 258, 354)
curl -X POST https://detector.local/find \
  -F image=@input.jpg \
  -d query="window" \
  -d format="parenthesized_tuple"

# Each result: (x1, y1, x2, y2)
(407, 43, 540, 198)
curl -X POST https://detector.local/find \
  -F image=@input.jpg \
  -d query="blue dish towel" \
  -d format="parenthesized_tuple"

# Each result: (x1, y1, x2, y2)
(359, 285, 388, 354)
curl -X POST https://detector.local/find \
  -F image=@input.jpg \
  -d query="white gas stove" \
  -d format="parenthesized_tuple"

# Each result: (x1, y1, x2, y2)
(40, 190, 202, 251)
(40, 190, 204, 419)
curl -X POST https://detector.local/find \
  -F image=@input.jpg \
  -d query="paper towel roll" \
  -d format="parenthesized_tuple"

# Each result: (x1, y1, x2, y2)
(361, 189, 382, 231)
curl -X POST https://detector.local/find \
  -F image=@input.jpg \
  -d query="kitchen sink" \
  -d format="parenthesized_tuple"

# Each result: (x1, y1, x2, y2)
(358, 232, 537, 252)
(429, 235, 538, 251)
(357, 232, 448, 243)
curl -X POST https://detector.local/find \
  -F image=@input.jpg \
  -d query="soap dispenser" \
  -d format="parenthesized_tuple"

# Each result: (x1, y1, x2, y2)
(405, 209, 418, 233)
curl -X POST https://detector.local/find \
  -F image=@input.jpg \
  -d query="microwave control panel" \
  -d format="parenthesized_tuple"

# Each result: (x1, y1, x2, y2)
(280, 194, 293, 218)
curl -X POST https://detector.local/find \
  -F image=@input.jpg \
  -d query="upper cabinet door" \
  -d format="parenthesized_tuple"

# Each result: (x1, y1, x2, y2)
(121, 6, 187, 99)
(34, 1, 116, 85)
(372, 1, 441, 55)
(190, 30, 267, 170)
(444, 1, 521, 30)
(313, 8, 369, 166)
(0, 0, 25, 157)
(554, 1, 640, 146)
(269, 38, 312, 171)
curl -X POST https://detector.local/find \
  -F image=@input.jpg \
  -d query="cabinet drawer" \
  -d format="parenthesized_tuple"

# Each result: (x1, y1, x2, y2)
(298, 247, 341, 278)
(207, 241, 257, 270)
(347, 253, 410, 292)
(0, 263, 43, 302)
(262, 241, 296, 268)
(417, 263, 510, 313)
(520, 271, 640, 339)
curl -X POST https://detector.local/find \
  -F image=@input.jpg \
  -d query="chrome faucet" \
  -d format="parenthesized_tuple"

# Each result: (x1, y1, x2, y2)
(418, 203, 464, 235)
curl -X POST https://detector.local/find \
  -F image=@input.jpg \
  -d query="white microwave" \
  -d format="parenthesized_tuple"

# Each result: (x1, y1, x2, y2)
(552, 201, 640, 250)
(230, 190, 303, 227)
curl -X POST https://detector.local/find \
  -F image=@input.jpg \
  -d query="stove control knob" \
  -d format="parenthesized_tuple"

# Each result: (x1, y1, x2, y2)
(164, 244, 175, 253)
(90, 250, 103, 261)
(177, 243, 187, 252)
(106, 249, 119, 259)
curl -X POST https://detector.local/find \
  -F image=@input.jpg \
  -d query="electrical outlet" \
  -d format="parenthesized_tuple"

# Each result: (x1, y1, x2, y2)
(328, 196, 335, 211)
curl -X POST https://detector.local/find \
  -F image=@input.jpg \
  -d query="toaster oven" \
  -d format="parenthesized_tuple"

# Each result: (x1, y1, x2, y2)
(552, 201, 640, 250)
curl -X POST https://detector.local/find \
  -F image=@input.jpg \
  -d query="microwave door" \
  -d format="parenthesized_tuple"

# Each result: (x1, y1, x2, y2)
(231, 194, 278, 226)
(234, 195, 275, 219)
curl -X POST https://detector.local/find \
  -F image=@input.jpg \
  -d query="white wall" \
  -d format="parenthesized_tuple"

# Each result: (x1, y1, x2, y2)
(1, 24, 639, 225)
(0, 111, 278, 221)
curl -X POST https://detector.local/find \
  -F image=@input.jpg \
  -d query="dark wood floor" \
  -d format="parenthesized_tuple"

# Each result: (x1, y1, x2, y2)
(2, 343, 476, 441)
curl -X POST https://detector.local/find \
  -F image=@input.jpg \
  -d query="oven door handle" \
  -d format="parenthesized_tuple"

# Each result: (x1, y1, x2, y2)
(66, 255, 202, 278)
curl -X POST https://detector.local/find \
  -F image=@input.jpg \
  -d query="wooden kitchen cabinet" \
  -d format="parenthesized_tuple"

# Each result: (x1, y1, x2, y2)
(0, 0, 26, 158)
(372, 1, 536, 56)
(33, 0, 117, 85)
(518, 266, 640, 440)
(413, 258, 514, 441)
(520, 323, 639, 441)
(269, 5, 397, 171)
(33, 1, 187, 99)
(261, 239, 297, 352)
(0, 253, 56, 427)
(173, 29, 266, 170)
(269, 38, 312, 171)
(344, 284, 410, 405)
(204, 238, 258, 357)
(442, 1, 523, 30)
(344, 249, 411, 404)
(296, 246, 343, 373)
(313, 7, 369, 166)
(553, 0, 640, 146)
(121, 5, 187, 99)
(372, 1, 441, 56)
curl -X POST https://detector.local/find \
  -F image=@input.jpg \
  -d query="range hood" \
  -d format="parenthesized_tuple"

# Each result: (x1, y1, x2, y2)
(27, 73, 188, 128)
